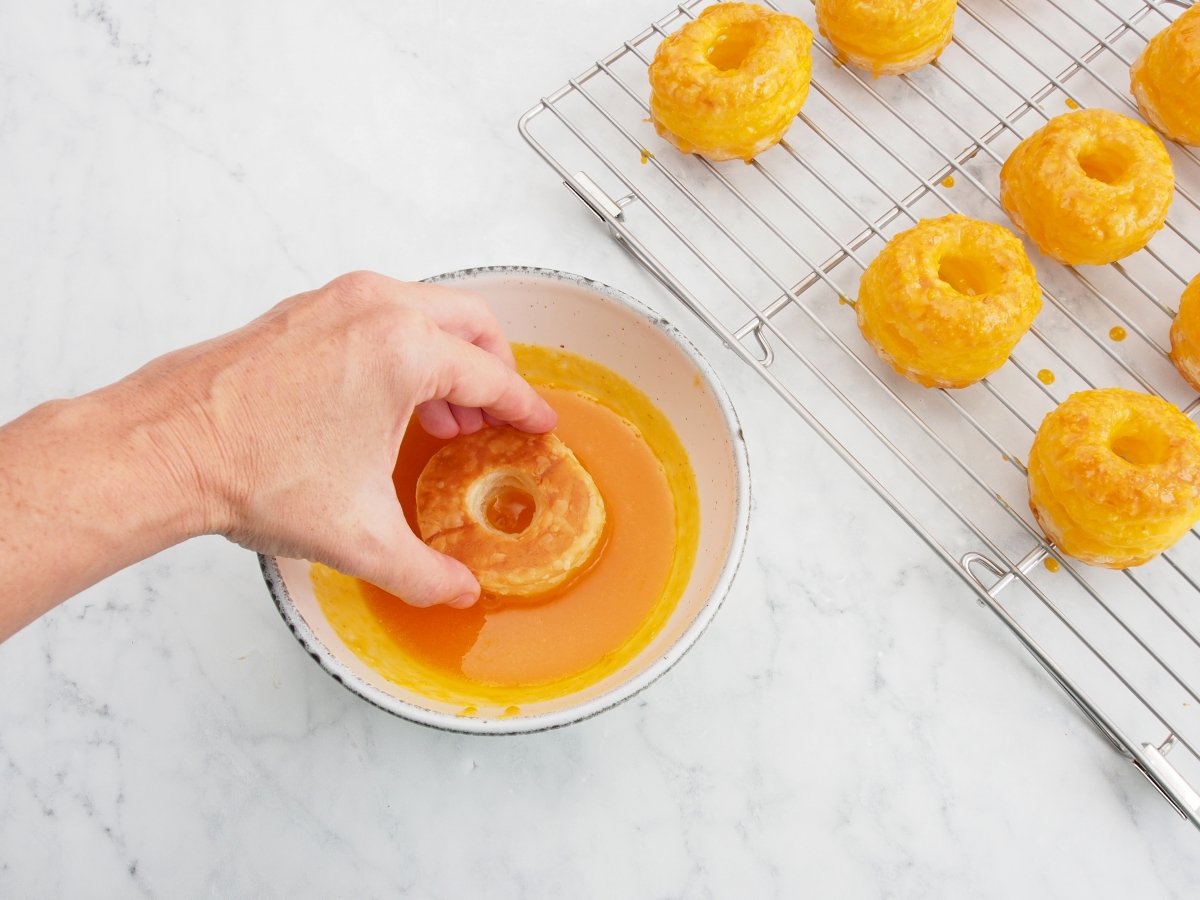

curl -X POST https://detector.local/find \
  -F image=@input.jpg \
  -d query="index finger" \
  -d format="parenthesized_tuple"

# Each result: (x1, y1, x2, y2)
(422, 330, 556, 433)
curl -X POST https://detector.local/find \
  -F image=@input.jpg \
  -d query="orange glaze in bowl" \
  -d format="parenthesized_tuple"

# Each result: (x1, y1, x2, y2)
(311, 344, 700, 708)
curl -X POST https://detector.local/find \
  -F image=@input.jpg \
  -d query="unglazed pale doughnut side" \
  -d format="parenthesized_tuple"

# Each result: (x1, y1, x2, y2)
(648, 2, 813, 161)
(999, 108, 1174, 266)
(815, 0, 956, 76)
(416, 428, 606, 597)
(855, 214, 1041, 388)
(1130, 4, 1200, 146)
(1027, 388, 1200, 569)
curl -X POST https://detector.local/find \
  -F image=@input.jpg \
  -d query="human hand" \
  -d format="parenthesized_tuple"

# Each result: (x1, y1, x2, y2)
(132, 271, 556, 608)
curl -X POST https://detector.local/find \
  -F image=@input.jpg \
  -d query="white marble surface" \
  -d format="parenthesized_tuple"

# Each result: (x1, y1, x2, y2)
(1, 1, 1199, 897)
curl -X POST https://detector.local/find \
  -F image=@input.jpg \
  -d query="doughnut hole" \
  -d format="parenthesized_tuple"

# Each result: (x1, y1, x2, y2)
(938, 252, 1000, 297)
(469, 470, 541, 536)
(1077, 139, 1137, 186)
(1110, 423, 1169, 467)
(485, 486, 537, 535)
(706, 22, 761, 70)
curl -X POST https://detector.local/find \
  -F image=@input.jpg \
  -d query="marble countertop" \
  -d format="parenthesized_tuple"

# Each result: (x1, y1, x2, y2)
(2, 1, 1198, 896)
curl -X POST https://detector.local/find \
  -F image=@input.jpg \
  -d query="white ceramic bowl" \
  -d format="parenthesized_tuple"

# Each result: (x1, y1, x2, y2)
(260, 266, 750, 733)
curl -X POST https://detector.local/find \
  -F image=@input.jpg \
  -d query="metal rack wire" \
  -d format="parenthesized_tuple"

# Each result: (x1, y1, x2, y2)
(519, 0, 1200, 828)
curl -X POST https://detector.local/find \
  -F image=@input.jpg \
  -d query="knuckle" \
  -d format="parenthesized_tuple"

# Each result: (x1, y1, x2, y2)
(458, 289, 490, 317)
(383, 308, 443, 383)
(327, 270, 383, 303)
(390, 306, 438, 346)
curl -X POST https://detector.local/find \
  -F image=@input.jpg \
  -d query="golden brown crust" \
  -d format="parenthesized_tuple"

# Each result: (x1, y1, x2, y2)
(999, 108, 1174, 266)
(815, 0, 956, 76)
(1170, 274, 1200, 392)
(855, 214, 1041, 388)
(648, 2, 813, 161)
(1130, 5, 1200, 146)
(415, 429, 605, 597)
(1027, 388, 1200, 568)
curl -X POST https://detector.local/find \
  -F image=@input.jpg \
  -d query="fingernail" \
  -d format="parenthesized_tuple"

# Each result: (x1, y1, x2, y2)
(448, 593, 477, 609)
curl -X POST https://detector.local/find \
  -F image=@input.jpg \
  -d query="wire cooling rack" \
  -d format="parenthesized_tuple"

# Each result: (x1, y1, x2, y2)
(519, 0, 1200, 827)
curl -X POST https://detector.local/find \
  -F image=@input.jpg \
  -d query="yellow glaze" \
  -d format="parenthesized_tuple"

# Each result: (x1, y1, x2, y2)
(1170, 274, 1200, 391)
(1028, 388, 1200, 568)
(648, 2, 813, 161)
(1131, 4, 1200, 146)
(856, 214, 1041, 388)
(1000, 108, 1174, 266)
(816, 0, 957, 76)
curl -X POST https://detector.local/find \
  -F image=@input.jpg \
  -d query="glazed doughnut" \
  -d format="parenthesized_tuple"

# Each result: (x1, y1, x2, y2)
(415, 428, 606, 597)
(1170, 274, 1200, 391)
(815, 0, 956, 76)
(999, 108, 1174, 266)
(648, 2, 813, 161)
(855, 214, 1041, 388)
(1027, 388, 1200, 568)
(1131, 4, 1200, 146)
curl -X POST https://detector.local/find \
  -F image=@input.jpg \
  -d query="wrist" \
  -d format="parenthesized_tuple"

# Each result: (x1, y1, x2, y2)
(0, 383, 220, 636)
(90, 371, 229, 543)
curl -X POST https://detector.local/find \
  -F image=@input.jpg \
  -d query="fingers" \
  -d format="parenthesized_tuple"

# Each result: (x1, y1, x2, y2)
(450, 403, 484, 434)
(353, 518, 481, 609)
(414, 400, 487, 439)
(327, 271, 554, 434)
(414, 399, 459, 439)
(423, 330, 557, 433)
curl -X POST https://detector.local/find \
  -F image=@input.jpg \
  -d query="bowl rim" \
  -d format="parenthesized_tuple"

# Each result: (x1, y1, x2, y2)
(260, 265, 751, 735)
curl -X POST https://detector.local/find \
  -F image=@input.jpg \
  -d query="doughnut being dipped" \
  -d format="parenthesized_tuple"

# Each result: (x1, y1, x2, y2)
(1130, 4, 1200, 146)
(1170, 274, 1200, 391)
(416, 428, 606, 597)
(648, 2, 813, 161)
(999, 108, 1174, 266)
(815, 0, 957, 76)
(1028, 388, 1200, 569)
(855, 214, 1041, 388)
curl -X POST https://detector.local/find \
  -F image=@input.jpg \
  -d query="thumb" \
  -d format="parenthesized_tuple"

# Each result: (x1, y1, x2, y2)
(351, 510, 480, 609)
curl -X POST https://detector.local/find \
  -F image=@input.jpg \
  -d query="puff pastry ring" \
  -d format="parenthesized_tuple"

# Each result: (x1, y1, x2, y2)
(1130, 4, 1200, 146)
(815, 0, 956, 76)
(855, 214, 1041, 388)
(1027, 388, 1200, 569)
(648, 2, 813, 162)
(999, 108, 1174, 266)
(416, 429, 606, 597)
(1170, 274, 1200, 392)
